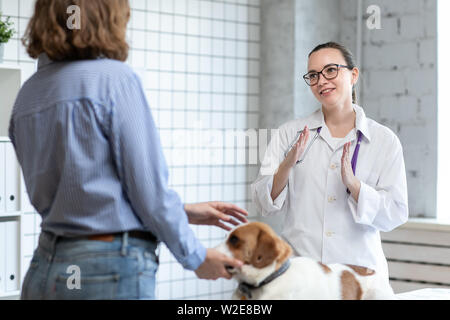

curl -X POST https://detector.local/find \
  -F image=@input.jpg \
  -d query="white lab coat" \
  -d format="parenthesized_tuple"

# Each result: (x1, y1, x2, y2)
(251, 104, 408, 281)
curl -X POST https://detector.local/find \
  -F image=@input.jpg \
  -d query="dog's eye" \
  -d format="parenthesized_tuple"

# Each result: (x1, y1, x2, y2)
(257, 255, 262, 261)
(229, 235, 239, 245)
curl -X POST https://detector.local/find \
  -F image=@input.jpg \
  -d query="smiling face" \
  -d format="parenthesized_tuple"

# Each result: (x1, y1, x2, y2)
(307, 48, 359, 108)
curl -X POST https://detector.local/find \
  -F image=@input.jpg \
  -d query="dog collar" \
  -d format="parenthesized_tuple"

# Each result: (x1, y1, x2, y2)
(238, 259, 291, 299)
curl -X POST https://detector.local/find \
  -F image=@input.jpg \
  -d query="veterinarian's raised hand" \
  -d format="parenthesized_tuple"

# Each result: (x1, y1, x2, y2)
(184, 201, 248, 231)
(341, 142, 361, 201)
(271, 126, 310, 201)
(195, 248, 243, 280)
(284, 125, 310, 168)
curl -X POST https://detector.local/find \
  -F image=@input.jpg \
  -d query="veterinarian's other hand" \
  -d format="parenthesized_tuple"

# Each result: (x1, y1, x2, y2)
(195, 248, 243, 280)
(341, 142, 361, 201)
(185, 201, 248, 231)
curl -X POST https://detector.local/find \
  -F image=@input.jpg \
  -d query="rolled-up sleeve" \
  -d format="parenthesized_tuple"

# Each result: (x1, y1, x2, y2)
(252, 175, 288, 216)
(109, 73, 206, 270)
(348, 135, 409, 232)
(251, 127, 289, 216)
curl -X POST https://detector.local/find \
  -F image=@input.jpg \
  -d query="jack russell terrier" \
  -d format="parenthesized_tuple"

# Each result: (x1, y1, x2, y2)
(216, 222, 396, 300)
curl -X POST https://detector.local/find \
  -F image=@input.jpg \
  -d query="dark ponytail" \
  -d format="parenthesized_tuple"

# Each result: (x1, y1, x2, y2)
(309, 42, 357, 104)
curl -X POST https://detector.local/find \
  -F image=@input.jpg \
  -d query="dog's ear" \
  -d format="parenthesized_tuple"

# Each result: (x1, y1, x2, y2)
(251, 230, 279, 268)
(276, 237, 292, 267)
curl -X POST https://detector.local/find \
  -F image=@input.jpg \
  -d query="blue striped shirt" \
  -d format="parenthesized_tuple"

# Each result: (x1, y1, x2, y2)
(9, 54, 206, 270)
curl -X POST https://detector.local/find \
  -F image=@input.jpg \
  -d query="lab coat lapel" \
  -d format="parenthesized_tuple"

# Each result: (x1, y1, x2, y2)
(353, 104, 372, 142)
(317, 104, 369, 152)
(308, 108, 336, 151)
(317, 125, 335, 150)
(316, 125, 355, 152)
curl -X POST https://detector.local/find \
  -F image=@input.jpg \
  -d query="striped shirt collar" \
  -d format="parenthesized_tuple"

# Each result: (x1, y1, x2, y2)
(37, 53, 53, 70)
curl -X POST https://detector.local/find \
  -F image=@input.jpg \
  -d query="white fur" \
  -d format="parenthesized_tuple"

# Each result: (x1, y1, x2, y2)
(216, 233, 396, 300)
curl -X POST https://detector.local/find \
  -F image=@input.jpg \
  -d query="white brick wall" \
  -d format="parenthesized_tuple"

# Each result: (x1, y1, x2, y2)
(341, 0, 437, 218)
(258, 0, 437, 221)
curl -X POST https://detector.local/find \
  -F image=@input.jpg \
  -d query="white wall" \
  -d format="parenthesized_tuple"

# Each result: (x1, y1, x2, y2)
(340, 0, 438, 218)
(0, 0, 261, 300)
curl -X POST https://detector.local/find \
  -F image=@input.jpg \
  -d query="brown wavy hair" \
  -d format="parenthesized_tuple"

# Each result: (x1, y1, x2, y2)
(22, 0, 130, 61)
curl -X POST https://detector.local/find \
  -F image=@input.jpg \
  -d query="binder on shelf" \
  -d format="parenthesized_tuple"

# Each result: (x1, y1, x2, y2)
(5, 220, 20, 292)
(0, 223, 6, 293)
(0, 143, 6, 213)
(20, 172, 34, 212)
(5, 143, 19, 212)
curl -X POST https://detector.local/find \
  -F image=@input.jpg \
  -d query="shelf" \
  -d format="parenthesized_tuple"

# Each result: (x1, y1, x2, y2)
(400, 218, 450, 232)
(0, 290, 20, 299)
(0, 64, 21, 71)
(0, 211, 21, 218)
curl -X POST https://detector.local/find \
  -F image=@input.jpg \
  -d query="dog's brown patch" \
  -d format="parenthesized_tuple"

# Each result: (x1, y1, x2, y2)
(275, 236, 292, 269)
(345, 264, 375, 276)
(340, 271, 363, 300)
(318, 262, 331, 273)
(226, 222, 292, 269)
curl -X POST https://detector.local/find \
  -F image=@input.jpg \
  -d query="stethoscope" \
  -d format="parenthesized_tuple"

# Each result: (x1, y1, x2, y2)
(285, 126, 363, 194)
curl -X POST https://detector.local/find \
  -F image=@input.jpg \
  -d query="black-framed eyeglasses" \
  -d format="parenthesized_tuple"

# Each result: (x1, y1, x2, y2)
(302, 63, 352, 86)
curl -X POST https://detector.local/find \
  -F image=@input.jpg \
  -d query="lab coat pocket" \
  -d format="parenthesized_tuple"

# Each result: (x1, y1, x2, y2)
(356, 168, 379, 187)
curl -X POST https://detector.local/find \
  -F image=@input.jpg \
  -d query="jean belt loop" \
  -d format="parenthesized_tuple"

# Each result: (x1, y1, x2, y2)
(121, 231, 129, 256)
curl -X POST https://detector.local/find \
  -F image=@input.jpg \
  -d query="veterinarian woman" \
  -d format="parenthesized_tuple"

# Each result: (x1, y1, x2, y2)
(10, 0, 247, 300)
(252, 42, 408, 283)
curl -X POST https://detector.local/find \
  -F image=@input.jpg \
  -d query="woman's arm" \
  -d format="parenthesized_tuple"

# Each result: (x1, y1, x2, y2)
(109, 71, 206, 270)
(347, 136, 408, 232)
(271, 126, 310, 200)
(252, 125, 310, 217)
(271, 159, 293, 201)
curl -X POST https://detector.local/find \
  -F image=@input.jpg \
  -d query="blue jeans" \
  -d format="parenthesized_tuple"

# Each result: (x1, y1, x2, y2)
(21, 231, 159, 300)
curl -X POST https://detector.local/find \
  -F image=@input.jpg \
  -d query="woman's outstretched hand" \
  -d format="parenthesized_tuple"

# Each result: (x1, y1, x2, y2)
(184, 201, 249, 231)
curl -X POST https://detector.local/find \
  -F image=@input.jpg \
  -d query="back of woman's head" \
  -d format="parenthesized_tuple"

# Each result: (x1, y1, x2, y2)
(23, 0, 130, 61)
